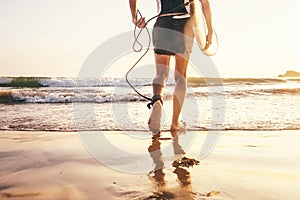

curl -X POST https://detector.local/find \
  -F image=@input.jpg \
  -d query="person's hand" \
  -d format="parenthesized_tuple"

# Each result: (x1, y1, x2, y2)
(203, 30, 213, 51)
(132, 17, 146, 28)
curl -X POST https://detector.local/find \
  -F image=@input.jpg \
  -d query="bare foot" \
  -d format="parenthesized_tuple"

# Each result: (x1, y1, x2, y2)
(170, 121, 186, 132)
(170, 121, 180, 132)
(148, 101, 162, 135)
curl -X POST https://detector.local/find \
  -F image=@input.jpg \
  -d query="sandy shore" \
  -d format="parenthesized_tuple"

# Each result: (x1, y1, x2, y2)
(0, 130, 300, 200)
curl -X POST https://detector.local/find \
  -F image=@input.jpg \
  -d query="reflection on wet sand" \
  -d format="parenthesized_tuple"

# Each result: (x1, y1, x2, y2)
(146, 131, 200, 199)
(148, 138, 166, 188)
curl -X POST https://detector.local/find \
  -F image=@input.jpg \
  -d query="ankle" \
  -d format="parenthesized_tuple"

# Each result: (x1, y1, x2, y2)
(170, 121, 179, 130)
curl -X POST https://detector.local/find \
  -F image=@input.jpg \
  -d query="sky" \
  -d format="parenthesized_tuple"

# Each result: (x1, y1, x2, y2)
(0, 0, 300, 78)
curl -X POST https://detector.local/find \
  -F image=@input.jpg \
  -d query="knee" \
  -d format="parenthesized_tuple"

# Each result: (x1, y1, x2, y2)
(174, 72, 186, 84)
(153, 71, 169, 86)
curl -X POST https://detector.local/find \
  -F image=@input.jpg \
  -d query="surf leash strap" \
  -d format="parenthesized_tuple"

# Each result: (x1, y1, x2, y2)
(147, 95, 163, 109)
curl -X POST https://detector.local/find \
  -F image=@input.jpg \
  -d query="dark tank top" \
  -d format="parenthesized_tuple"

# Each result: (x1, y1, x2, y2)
(159, 0, 188, 14)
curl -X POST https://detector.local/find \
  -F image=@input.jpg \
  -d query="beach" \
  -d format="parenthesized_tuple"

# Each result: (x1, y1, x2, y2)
(1, 130, 300, 200)
(1, 77, 300, 199)
(1, 0, 300, 198)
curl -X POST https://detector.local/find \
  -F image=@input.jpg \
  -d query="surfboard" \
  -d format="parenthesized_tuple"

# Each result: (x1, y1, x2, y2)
(190, 0, 218, 56)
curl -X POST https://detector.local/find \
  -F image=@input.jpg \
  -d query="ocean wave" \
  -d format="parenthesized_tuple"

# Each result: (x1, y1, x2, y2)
(191, 87, 300, 98)
(0, 77, 13, 84)
(1, 127, 300, 132)
(0, 90, 16, 103)
(0, 77, 154, 88)
(258, 88, 300, 95)
(0, 89, 150, 104)
(1, 76, 299, 88)
(1, 86, 300, 104)
(187, 77, 296, 87)
(0, 77, 44, 87)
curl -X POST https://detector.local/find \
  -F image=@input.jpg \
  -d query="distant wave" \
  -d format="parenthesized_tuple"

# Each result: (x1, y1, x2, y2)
(1, 76, 300, 88)
(187, 77, 297, 86)
(0, 77, 44, 87)
(0, 77, 153, 88)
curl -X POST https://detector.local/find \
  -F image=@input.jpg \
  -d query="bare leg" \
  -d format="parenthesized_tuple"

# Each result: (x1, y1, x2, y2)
(171, 53, 190, 130)
(148, 53, 171, 134)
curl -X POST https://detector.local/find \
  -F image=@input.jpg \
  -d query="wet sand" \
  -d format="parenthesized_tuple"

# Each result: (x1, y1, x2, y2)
(0, 131, 300, 200)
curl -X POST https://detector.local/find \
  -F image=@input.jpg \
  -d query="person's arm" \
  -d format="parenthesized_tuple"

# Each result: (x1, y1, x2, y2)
(129, 0, 138, 23)
(200, 0, 213, 50)
(129, 0, 145, 27)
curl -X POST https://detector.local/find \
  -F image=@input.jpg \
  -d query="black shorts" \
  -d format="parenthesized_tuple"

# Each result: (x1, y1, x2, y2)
(153, 16, 194, 55)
